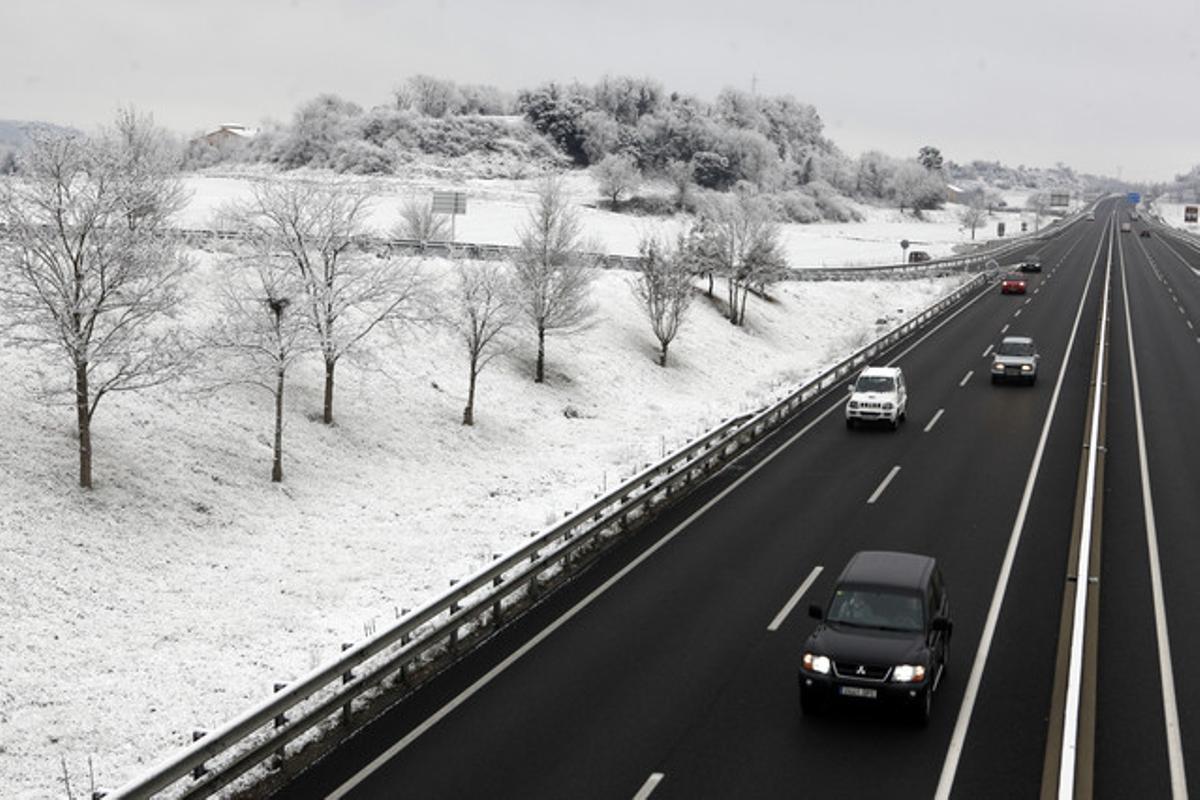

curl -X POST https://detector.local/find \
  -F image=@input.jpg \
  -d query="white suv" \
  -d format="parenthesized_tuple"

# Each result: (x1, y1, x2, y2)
(846, 367, 907, 430)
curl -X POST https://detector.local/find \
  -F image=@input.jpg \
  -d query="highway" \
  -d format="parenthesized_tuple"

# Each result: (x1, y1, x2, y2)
(274, 198, 1193, 799)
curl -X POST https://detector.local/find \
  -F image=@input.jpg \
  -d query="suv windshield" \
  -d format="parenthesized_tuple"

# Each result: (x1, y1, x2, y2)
(826, 587, 924, 632)
(997, 341, 1035, 356)
(854, 376, 894, 393)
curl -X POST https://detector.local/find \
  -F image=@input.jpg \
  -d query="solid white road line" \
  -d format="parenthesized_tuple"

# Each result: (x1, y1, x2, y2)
(1117, 232, 1190, 798)
(982, 344, 994, 357)
(1058, 217, 1113, 799)
(768, 567, 824, 632)
(329, 277, 1002, 797)
(935, 216, 1108, 800)
(633, 773, 665, 800)
(867, 466, 901, 505)
(924, 408, 945, 433)
(959, 370, 973, 387)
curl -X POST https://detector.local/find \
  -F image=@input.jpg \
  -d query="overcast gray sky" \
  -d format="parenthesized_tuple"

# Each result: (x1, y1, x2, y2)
(3, 0, 1196, 181)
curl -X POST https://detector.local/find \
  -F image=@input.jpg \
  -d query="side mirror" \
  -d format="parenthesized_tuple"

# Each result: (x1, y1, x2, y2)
(808, 604, 824, 620)
(931, 617, 952, 634)
(847, 383, 855, 393)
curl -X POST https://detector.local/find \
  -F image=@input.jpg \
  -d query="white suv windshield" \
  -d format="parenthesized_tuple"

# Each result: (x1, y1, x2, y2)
(997, 341, 1035, 356)
(855, 376, 894, 393)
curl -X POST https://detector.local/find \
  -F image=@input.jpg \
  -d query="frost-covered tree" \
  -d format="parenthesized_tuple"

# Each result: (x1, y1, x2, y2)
(208, 257, 311, 482)
(594, 153, 641, 209)
(888, 160, 946, 213)
(395, 197, 450, 242)
(1026, 191, 1049, 230)
(274, 94, 362, 169)
(696, 192, 787, 326)
(511, 176, 596, 382)
(407, 74, 464, 118)
(856, 150, 896, 199)
(959, 197, 988, 240)
(0, 110, 190, 488)
(221, 180, 424, 424)
(631, 234, 694, 366)
(919, 145, 944, 172)
(664, 159, 696, 211)
(450, 260, 515, 425)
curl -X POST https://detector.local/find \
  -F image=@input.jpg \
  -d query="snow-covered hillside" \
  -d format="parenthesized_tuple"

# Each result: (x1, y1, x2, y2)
(0, 237, 968, 797)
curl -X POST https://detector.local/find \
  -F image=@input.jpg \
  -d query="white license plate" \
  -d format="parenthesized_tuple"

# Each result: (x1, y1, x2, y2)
(839, 686, 877, 699)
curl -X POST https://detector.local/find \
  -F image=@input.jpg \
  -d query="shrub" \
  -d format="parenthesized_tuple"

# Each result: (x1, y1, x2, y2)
(330, 139, 394, 174)
(775, 191, 821, 223)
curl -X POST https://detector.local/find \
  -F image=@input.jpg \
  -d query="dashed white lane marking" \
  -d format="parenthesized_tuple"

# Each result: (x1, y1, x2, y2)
(1014, 308, 1023, 317)
(1025, 297, 1032, 304)
(960, 370, 974, 387)
(924, 408, 945, 433)
(867, 465, 901, 505)
(1187, 320, 1194, 330)
(1179, 306, 1186, 315)
(768, 567, 824, 632)
(1001, 324, 1010, 334)
(982, 344, 994, 357)
(633, 773, 665, 800)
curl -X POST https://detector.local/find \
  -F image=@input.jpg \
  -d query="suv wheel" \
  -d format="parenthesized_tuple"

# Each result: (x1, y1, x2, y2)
(912, 687, 932, 726)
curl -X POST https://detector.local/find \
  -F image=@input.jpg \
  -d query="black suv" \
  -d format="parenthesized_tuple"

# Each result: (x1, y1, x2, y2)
(799, 551, 951, 723)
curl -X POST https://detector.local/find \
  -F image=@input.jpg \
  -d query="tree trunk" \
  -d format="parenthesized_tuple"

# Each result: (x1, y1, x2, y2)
(738, 285, 749, 325)
(727, 278, 738, 323)
(463, 360, 477, 425)
(75, 361, 92, 489)
(706, 271, 713, 297)
(322, 357, 336, 424)
(535, 325, 546, 383)
(659, 340, 669, 367)
(272, 367, 285, 482)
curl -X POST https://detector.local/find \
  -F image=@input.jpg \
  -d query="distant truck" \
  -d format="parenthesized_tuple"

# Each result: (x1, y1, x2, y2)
(1120, 222, 1132, 233)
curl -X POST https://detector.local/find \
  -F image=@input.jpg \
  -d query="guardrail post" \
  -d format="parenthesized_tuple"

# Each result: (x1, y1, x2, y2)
(271, 682, 288, 768)
(340, 643, 354, 724)
(448, 580, 460, 652)
(492, 556, 505, 627)
(191, 730, 207, 779)
(398, 609, 412, 685)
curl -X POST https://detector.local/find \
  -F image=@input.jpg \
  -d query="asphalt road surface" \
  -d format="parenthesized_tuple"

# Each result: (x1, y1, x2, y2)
(275, 199, 1193, 799)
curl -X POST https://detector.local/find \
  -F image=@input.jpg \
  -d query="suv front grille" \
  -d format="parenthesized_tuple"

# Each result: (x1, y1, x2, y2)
(833, 661, 891, 682)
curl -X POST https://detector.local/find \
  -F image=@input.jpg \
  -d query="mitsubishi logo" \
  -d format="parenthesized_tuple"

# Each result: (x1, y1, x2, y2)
(856, 666, 866, 676)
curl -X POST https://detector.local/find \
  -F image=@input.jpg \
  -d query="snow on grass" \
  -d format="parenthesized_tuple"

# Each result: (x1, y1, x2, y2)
(0, 239, 968, 797)
(179, 169, 1013, 268)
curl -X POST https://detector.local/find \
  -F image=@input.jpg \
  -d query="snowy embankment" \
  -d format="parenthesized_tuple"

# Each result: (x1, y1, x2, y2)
(179, 171, 1023, 267)
(1147, 199, 1200, 233)
(0, 232, 969, 797)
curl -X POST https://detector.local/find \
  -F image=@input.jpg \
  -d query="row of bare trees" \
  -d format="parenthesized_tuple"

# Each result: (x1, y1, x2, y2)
(0, 115, 786, 488)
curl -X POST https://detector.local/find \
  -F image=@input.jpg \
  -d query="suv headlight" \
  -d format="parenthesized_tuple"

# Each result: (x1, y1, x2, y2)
(1021, 364, 1033, 372)
(882, 402, 894, 410)
(849, 400, 859, 409)
(803, 652, 831, 675)
(992, 362, 1004, 372)
(891, 664, 926, 683)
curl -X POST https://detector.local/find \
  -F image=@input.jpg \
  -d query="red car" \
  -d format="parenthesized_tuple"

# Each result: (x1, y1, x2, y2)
(1001, 274, 1028, 294)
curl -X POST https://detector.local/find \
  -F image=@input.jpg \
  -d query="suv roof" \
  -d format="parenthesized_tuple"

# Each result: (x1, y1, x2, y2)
(835, 550, 935, 592)
(859, 366, 901, 379)
(1000, 335, 1034, 346)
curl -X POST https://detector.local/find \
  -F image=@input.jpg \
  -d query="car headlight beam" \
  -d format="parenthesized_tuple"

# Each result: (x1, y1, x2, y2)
(803, 652, 831, 675)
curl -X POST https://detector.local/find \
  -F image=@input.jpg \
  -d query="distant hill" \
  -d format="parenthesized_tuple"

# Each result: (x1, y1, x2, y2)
(0, 119, 79, 148)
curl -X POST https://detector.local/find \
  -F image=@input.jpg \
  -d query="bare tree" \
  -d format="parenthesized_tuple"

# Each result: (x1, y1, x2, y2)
(207, 257, 312, 481)
(511, 176, 596, 383)
(664, 159, 695, 211)
(221, 180, 424, 424)
(0, 110, 190, 489)
(1026, 191, 1049, 231)
(594, 153, 641, 209)
(631, 234, 695, 366)
(395, 197, 450, 243)
(697, 192, 787, 326)
(450, 259, 515, 425)
(958, 196, 988, 240)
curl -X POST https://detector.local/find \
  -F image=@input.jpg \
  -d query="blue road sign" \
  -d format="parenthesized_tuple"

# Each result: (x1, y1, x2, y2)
(1127, 192, 1141, 204)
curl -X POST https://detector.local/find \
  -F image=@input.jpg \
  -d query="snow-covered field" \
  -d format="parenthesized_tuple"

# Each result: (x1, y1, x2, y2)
(0, 237, 971, 798)
(179, 170, 1028, 267)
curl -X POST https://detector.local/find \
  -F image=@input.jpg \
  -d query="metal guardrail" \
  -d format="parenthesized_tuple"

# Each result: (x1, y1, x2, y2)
(106, 261, 1001, 800)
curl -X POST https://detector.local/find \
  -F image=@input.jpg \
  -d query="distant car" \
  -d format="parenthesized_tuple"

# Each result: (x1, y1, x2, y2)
(1001, 274, 1028, 294)
(991, 336, 1040, 385)
(1120, 222, 1132, 233)
(1018, 258, 1042, 273)
(800, 551, 952, 724)
(1139, 229, 1151, 238)
(907, 250, 932, 264)
(1087, 212, 1096, 221)
(845, 366, 907, 430)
